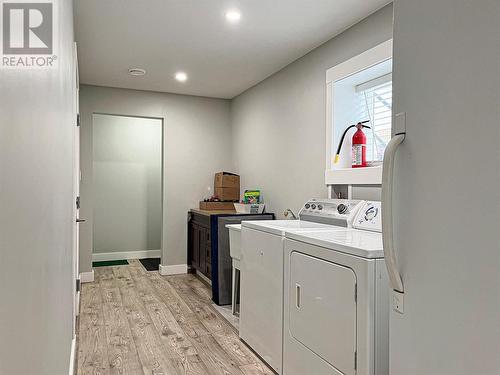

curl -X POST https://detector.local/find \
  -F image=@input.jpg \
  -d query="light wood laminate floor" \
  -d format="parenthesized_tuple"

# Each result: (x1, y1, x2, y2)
(76, 260, 273, 375)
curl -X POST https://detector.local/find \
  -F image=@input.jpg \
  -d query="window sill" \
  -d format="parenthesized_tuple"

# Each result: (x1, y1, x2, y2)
(325, 165, 382, 185)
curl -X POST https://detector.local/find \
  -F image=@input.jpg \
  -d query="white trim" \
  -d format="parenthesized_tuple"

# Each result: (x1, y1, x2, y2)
(68, 336, 76, 375)
(159, 264, 188, 276)
(326, 39, 392, 83)
(355, 72, 392, 92)
(325, 166, 383, 185)
(92, 249, 161, 262)
(86, 114, 166, 275)
(80, 270, 94, 283)
(161, 118, 167, 273)
(326, 80, 333, 172)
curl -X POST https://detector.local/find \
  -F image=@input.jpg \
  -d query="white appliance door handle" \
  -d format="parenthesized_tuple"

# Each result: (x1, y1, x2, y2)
(295, 284, 301, 309)
(382, 133, 405, 293)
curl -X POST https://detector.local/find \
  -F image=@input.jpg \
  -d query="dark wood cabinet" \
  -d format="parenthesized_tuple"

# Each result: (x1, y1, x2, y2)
(188, 209, 275, 305)
(188, 211, 212, 279)
(199, 226, 207, 275)
(190, 223, 200, 269)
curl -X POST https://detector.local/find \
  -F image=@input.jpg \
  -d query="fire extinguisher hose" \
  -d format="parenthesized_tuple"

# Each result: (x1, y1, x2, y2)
(334, 120, 371, 164)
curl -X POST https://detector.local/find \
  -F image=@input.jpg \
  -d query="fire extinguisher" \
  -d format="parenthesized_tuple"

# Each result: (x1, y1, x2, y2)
(334, 120, 371, 168)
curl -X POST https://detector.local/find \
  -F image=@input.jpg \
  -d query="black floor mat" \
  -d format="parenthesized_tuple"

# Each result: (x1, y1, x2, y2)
(139, 257, 161, 271)
(93, 259, 129, 267)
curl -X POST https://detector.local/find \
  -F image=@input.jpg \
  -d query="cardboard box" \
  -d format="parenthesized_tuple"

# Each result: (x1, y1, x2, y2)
(215, 172, 240, 188)
(215, 187, 240, 202)
(199, 201, 235, 211)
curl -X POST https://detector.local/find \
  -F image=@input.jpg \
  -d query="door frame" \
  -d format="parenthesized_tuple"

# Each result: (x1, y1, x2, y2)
(90, 112, 167, 266)
(72, 42, 80, 334)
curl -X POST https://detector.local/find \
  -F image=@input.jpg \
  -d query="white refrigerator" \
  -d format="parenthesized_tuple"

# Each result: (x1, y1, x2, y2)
(382, 0, 500, 374)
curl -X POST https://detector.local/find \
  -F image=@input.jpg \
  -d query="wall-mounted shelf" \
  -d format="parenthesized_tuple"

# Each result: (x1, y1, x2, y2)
(325, 165, 382, 185)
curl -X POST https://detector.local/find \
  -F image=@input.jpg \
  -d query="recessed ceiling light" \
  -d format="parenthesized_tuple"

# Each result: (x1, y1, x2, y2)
(128, 67, 146, 76)
(225, 10, 241, 23)
(175, 71, 188, 82)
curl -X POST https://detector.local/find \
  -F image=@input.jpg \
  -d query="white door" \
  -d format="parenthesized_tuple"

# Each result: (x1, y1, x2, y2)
(289, 252, 357, 375)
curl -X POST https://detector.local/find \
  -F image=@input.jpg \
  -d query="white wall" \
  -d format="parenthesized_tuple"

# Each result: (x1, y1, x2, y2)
(0, 1, 76, 374)
(79, 85, 233, 272)
(92, 114, 162, 254)
(231, 4, 393, 215)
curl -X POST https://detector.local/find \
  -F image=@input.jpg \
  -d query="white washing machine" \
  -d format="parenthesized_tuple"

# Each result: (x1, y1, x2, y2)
(240, 199, 363, 374)
(282, 201, 389, 375)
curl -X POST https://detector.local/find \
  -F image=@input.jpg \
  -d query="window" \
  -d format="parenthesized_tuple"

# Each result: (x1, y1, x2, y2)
(354, 74, 392, 162)
(325, 40, 392, 185)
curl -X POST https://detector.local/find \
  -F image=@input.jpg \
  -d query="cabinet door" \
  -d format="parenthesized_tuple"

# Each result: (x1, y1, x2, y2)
(191, 224, 200, 269)
(199, 226, 207, 275)
(205, 231, 212, 278)
(188, 221, 193, 265)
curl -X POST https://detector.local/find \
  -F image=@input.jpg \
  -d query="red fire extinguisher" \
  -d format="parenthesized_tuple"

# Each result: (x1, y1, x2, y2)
(334, 120, 371, 168)
(351, 123, 368, 168)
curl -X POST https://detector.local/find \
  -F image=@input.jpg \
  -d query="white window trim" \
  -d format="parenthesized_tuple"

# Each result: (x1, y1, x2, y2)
(325, 39, 392, 185)
(355, 72, 391, 92)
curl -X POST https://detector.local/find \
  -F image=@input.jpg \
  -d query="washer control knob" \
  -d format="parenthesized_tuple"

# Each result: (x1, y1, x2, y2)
(365, 206, 378, 221)
(337, 204, 348, 214)
(305, 204, 310, 209)
(317, 205, 323, 210)
(311, 204, 316, 209)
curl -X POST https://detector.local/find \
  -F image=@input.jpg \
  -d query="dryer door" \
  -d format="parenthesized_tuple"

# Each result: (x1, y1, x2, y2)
(289, 252, 357, 375)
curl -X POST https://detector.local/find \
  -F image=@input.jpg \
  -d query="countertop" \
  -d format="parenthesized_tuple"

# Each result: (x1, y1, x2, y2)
(190, 208, 275, 217)
(190, 208, 237, 216)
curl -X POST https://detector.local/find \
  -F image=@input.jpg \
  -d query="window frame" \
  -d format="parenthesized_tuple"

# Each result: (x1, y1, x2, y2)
(325, 39, 393, 185)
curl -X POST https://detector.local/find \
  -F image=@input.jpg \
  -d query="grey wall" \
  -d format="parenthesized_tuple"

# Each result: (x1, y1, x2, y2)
(80, 5, 392, 273)
(79, 85, 233, 272)
(0, 0, 76, 374)
(231, 4, 393, 215)
(390, 0, 500, 373)
(92, 114, 162, 253)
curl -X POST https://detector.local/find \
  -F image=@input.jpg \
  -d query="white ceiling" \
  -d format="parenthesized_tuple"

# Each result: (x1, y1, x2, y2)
(74, 0, 390, 99)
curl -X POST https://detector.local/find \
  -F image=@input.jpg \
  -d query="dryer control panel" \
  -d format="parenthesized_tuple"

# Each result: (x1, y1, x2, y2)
(298, 199, 364, 227)
(352, 201, 382, 232)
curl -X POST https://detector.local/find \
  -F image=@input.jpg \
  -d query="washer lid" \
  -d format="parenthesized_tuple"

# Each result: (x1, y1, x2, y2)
(241, 220, 342, 236)
(286, 228, 383, 259)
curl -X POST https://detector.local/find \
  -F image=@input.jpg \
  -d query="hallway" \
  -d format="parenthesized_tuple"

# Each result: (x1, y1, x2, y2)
(76, 260, 272, 374)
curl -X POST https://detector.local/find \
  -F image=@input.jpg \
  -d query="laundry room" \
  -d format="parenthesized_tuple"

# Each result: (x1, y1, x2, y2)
(1, 1, 498, 375)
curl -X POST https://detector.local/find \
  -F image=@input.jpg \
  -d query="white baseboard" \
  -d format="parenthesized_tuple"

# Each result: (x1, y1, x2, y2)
(80, 270, 94, 283)
(159, 264, 188, 276)
(68, 336, 76, 375)
(92, 249, 161, 262)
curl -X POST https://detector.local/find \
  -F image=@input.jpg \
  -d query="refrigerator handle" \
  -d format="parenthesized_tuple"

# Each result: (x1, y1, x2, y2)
(382, 133, 405, 293)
